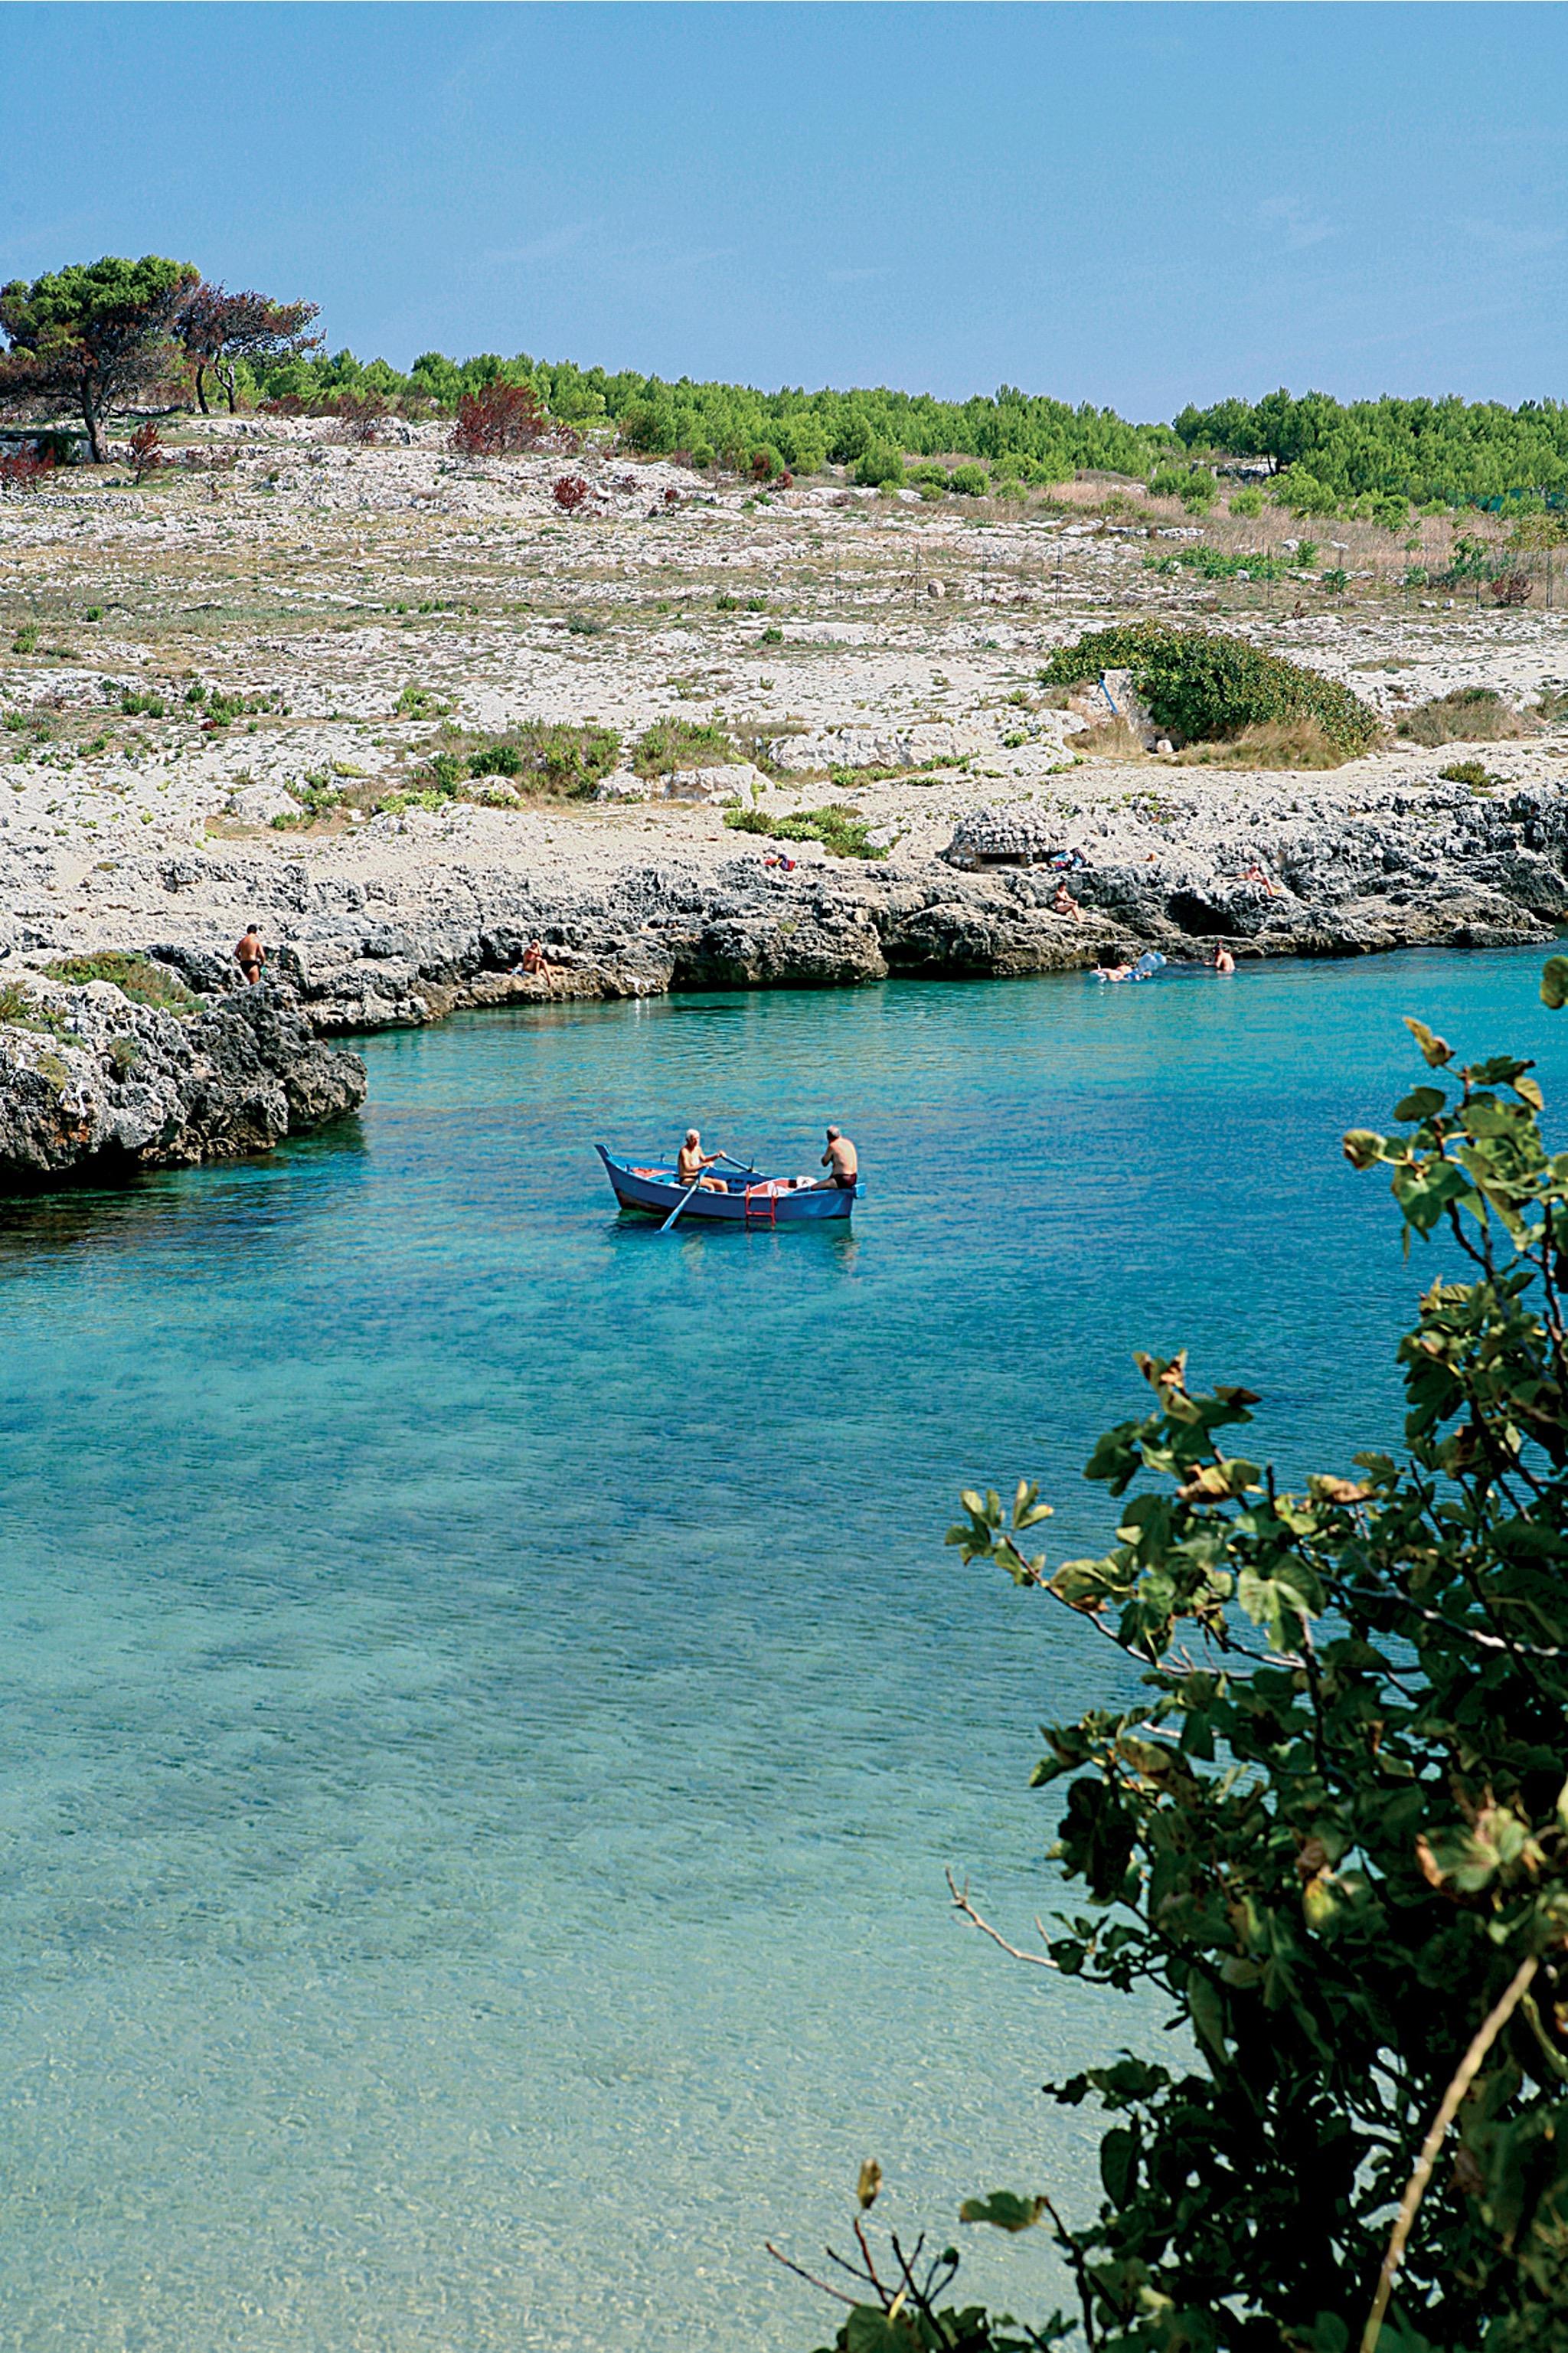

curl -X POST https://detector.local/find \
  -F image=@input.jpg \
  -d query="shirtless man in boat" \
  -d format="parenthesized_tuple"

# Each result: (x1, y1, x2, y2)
(818, 1126, 858, 1189)
(676, 1129, 727, 1191)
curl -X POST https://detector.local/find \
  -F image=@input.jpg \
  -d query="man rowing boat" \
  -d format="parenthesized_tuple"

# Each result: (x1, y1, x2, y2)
(676, 1129, 728, 1191)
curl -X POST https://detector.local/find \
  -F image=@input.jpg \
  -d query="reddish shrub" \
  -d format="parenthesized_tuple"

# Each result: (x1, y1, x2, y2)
(259, 394, 307, 417)
(129, 421, 164, 479)
(0, 444, 55, 492)
(1489, 570, 1532, 608)
(451, 382, 547, 457)
(553, 474, 590, 513)
(662, 486, 680, 507)
(335, 392, 387, 444)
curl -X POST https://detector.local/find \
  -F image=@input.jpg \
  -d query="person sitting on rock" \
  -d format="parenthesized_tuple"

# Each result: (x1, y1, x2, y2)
(1242, 861, 1280, 898)
(234, 926, 266, 985)
(676, 1129, 727, 1191)
(1051, 878, 1084, 923)
(518, 939, 555, 979)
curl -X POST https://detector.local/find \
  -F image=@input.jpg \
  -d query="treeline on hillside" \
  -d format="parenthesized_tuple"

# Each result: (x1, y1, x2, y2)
(1174, 388, 1568, 508)
(2, 252, 1566, 510)
(245, 349, 1568, 510)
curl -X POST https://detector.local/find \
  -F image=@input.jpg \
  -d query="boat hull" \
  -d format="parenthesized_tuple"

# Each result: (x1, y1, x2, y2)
(596, 1146, 855, 1224)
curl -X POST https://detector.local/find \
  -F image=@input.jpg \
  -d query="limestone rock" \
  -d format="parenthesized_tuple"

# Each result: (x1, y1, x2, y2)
(0, 976, 366, 1185)
(227, 781, 301, 826)
(765, 722, 994, 774)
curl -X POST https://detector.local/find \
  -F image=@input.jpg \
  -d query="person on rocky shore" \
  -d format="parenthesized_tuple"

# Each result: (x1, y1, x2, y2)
(234, 926, 266, 985)
(818, 1126, 858, 1189)
(1214, 945, 1236, 974)
(1051, 878, 1084, 923)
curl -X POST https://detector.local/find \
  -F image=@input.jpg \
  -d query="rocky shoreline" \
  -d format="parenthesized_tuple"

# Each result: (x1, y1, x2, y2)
(2, 763, 1562, 1043)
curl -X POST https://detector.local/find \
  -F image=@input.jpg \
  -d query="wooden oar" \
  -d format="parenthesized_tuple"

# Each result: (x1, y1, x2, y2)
(659, 1181, 701, 1234)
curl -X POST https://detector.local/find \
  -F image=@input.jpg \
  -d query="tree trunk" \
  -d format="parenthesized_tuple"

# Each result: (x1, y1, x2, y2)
(219, 363, 238, 417)
(194, 364, 210, 417)
(80, 376, 104, 466)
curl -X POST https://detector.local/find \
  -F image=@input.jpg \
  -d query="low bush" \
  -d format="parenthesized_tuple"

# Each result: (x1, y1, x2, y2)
(1275, 468, 1340, 517)
(949, 463, 990, 497)
(11, 626, 38, 654)
(553, 474, 590, 513)
(1396, 686, 1531, 747)
(450, 382, 547, 457)
(1042, 622, 1380, 757)
(0, 446, 56, 492)
(44, 951, 200, 1013)
(1145, 544, 1288, 583)
(853, 443, 904, 489)
(724, 803, 886, 858)
(412, 721, 622, 801)
(1228, 484, 1263, 518)
(119, 689, 166, 718)
(632, 718, 742, 778)
(1490, 570, 1532, 608)
(1439, 757, 1506, 789)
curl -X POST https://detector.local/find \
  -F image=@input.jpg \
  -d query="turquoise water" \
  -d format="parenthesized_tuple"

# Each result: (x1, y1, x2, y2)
(2, 948, 1563, 2353)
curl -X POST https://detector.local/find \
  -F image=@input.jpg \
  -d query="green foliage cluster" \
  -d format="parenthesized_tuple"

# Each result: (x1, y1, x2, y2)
(801, 968, 1568, 2353)
(1042, 625, 1380, 756)
(44, 950, 199, 1012)
(1175, 389, 1568, 507)
(631, 718, 742, 779)
(411, 720, 622, 802)
(1143, 547, 1290, 583)
(724, 803, 887, 858)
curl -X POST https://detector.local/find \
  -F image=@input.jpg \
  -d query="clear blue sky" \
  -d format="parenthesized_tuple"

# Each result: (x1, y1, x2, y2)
(2, 3, 1563, 420)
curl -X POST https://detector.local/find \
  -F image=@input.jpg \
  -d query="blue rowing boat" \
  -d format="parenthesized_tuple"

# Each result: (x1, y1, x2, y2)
(596, 1145, 857, 1225)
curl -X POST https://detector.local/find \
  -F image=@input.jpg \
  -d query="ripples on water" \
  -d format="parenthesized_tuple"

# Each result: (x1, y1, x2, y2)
(2, 949, 1561, 2352)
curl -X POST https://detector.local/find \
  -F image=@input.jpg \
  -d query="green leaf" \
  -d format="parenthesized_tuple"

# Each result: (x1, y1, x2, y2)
(959, 2190, 1047, 2234)
(1394, 1086, 1447, 1123)
(1404, 1016, 1452, 1067)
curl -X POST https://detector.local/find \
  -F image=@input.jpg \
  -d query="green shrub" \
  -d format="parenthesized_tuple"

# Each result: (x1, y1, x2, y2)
(724, 803, 886, 858)
(1295, 538, 1321, 569)
(1180, 474, 1217, 514)
(1042, 622, 1380, 756)
(1396, 686, 1530, 747)
(1229, 485, 1264, 518)
(1319, 566, 1349, 593)
(1144, 545, 1288, 583)
(1438, 757, 1504, 789)
(467, 743, 522, 777)
(632, 718, 742, 778)
(44, 951, 200, 1012)
(108, 1036, 142, 1079)
(1276, 469, 1340, 518)
(11, 626, 38, 654)
(853, 443, 905, 489)
(949, 463, 989, 497)
(119, 688, 166, 718)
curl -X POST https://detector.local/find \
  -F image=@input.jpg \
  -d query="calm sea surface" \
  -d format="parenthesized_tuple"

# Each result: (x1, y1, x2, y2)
(2, 947, 1563, 2353)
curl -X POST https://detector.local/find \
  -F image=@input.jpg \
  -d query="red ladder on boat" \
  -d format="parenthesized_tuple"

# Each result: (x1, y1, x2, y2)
(743, 1184, 776, 1227)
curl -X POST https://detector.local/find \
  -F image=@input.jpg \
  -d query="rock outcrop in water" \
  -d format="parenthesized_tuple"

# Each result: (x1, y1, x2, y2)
(0, 972, 367, 1185)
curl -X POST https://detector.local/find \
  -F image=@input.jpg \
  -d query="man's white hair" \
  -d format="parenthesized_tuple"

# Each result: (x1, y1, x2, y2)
(685, 1129, 699, 1144)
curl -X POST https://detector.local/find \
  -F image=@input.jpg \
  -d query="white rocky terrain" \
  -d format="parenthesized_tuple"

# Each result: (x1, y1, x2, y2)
(2, 413, 1566, 1038)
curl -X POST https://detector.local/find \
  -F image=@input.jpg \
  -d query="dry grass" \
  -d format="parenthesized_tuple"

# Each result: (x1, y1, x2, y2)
(1174, 717, 1356, 771)
(1075, 715, 1147, 761)
(1395, 688, 1534, 749)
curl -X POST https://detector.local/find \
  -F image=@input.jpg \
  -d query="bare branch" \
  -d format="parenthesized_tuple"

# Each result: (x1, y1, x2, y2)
(946, 1869, 1060, 1969)
(1360, 1953, 1540, 2353)
(765, 2242, 859, 2309)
